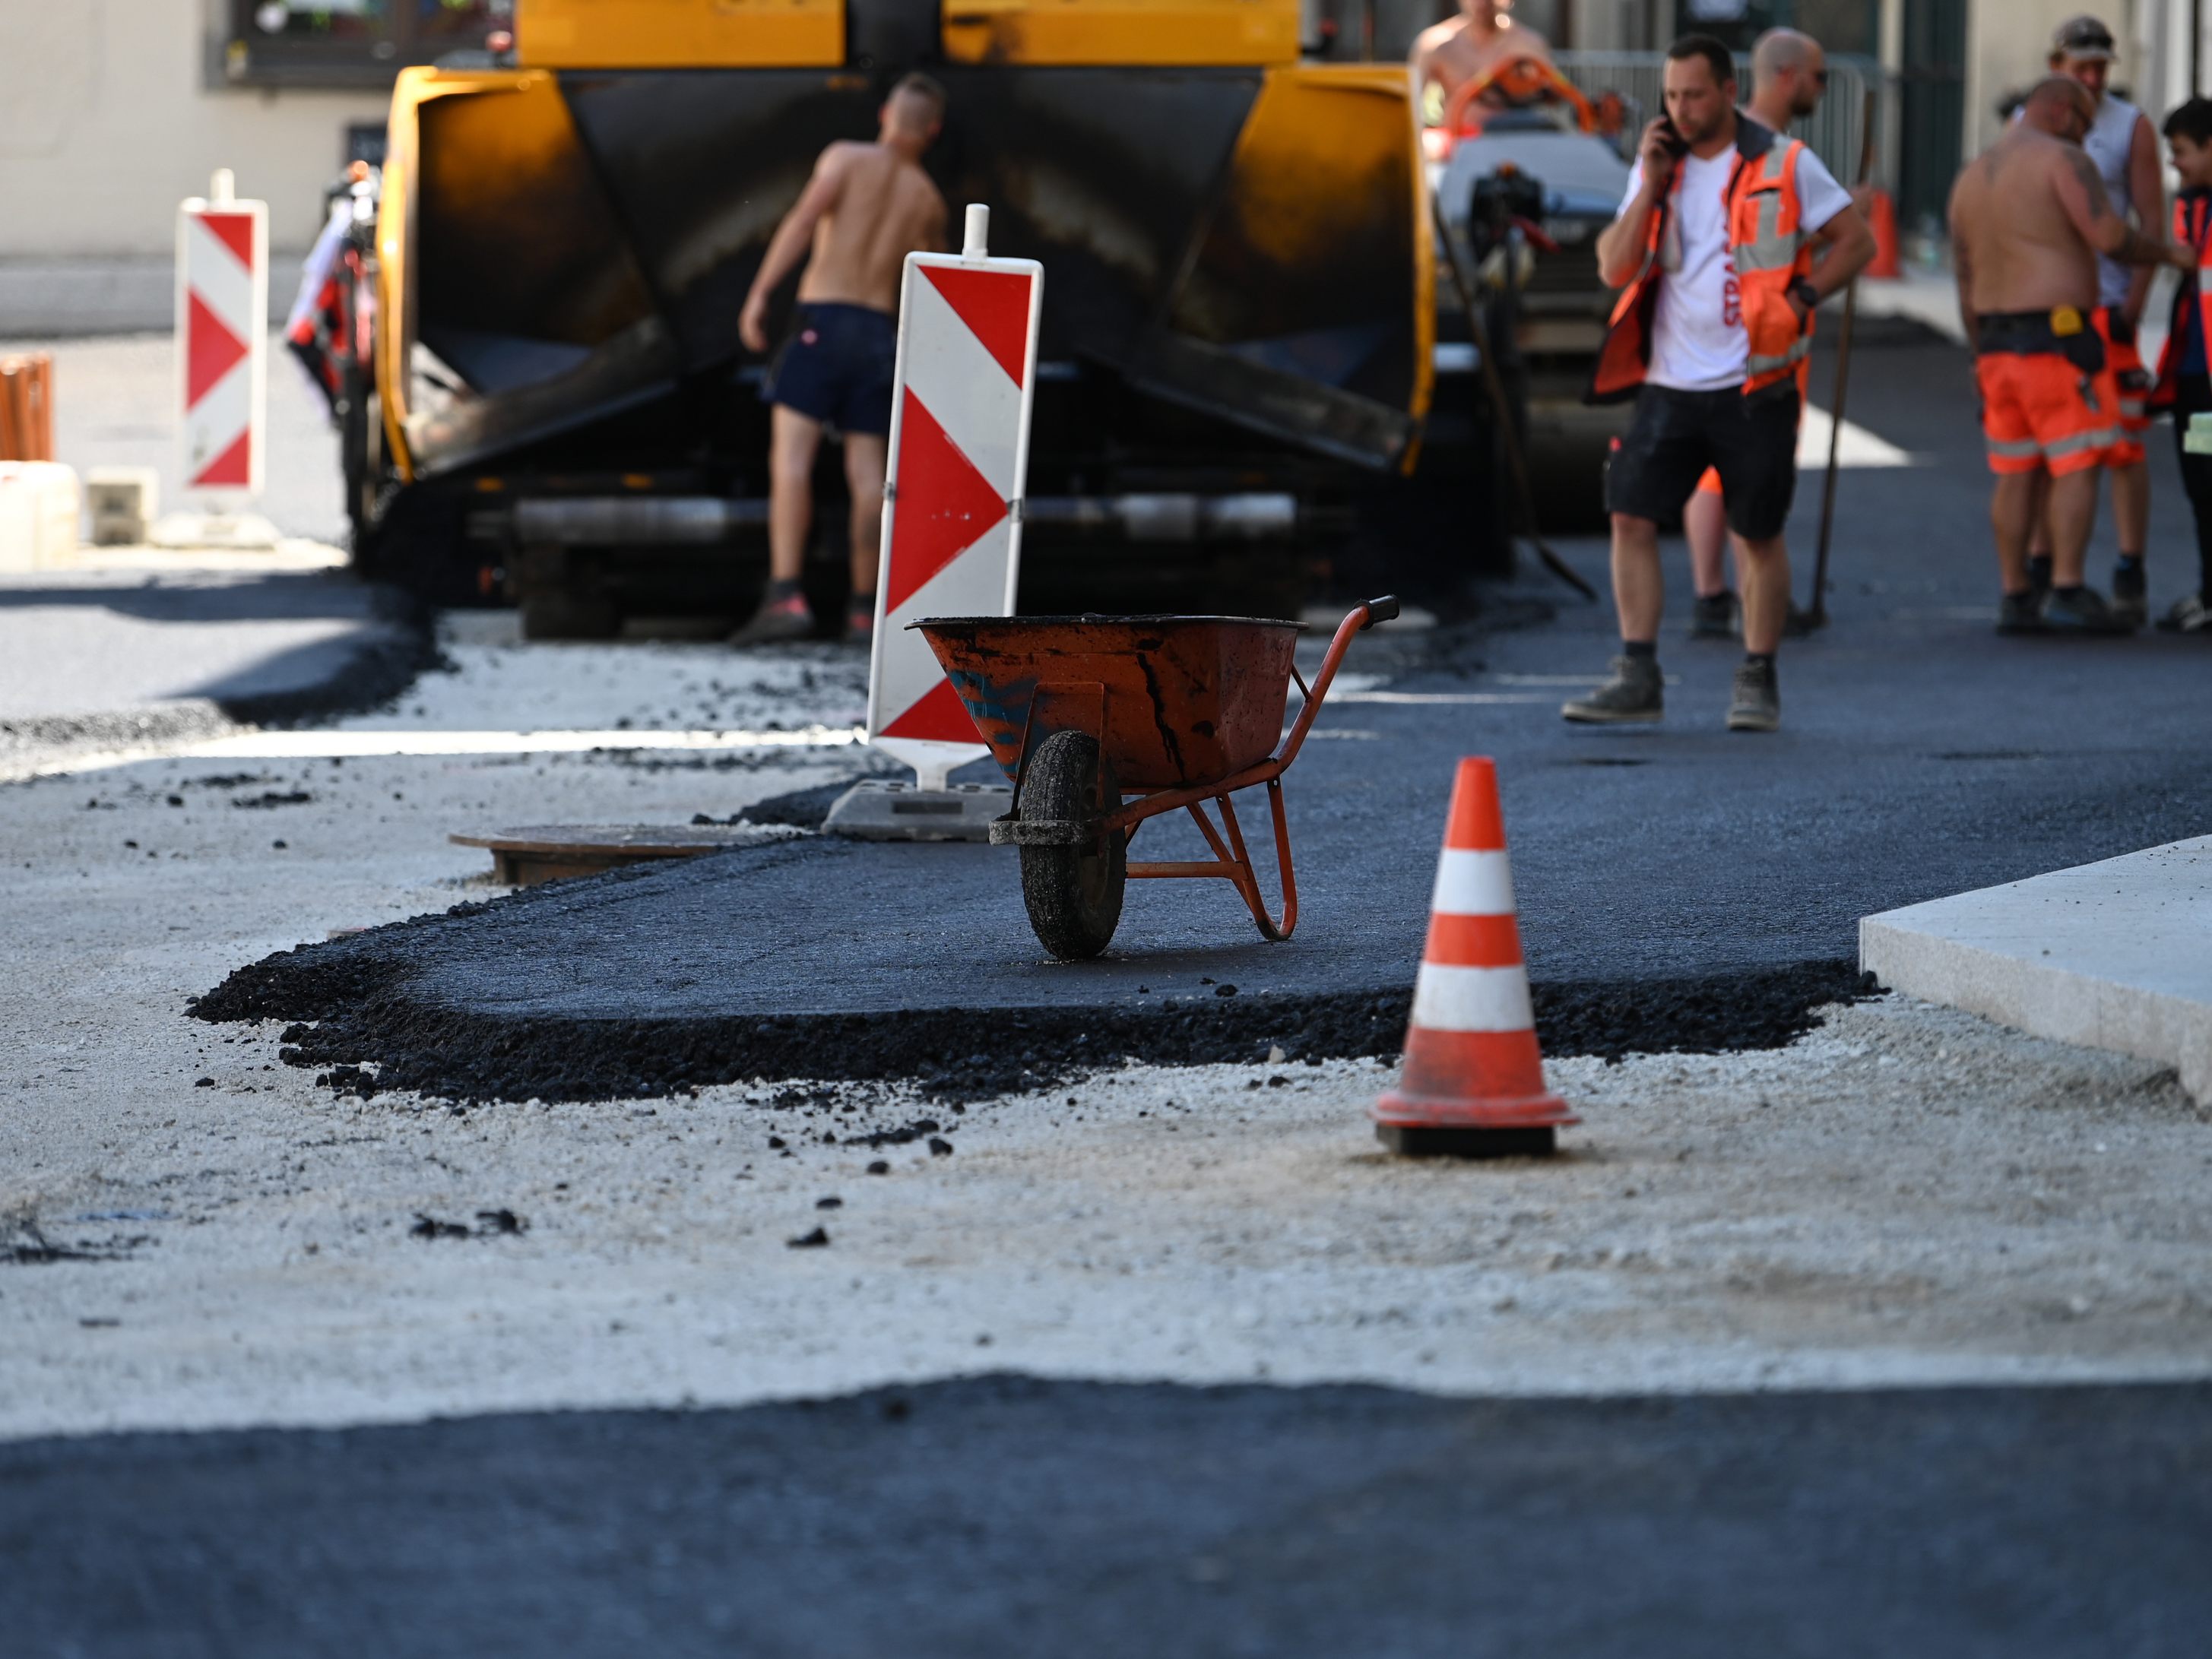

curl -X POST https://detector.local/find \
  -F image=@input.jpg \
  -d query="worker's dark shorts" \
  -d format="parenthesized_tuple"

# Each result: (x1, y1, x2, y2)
(764, 302, 896, 436)
(1605, 381, 1802, 541)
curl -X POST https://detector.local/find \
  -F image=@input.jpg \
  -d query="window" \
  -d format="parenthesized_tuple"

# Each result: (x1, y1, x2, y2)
(225, 0, 512, 86)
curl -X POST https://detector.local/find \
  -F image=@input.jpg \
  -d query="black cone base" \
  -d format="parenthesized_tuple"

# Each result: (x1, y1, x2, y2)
(1376, 1124, 1558, 1160)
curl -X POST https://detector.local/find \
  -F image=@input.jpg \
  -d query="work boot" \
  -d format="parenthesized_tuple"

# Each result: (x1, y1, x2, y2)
(2041, 585, 2132, 635)
(2026, 553, 2054, 602)
(730, 586, 813, 647)
(846, 594, 876, 647)
(1995, 590, 2049, 635)
(1725, 657, 1780, 733)
(1561, 654, 1663, 724)
(2110, 562, 2148, 628)
(1688, 590, 1739, 639)
(2157, 591, 2212, 633)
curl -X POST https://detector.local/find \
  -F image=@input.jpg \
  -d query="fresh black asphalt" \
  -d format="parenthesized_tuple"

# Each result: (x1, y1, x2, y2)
(8, 1377, 2208, 1657)
(197, 325, 2212, 1100)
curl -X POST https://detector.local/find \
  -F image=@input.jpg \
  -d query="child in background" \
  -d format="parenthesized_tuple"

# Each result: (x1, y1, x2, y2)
(2153, 97, 2212, 632)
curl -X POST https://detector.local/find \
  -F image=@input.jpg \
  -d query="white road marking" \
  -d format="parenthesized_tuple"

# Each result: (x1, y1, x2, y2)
(27, 724, 867, 779)
(1332, 691, 1555, 704)
(1799, 404, 1916, 469)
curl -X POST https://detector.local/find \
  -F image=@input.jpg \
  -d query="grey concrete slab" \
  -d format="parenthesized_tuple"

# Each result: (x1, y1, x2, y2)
(1862, 836, 2212, 1100)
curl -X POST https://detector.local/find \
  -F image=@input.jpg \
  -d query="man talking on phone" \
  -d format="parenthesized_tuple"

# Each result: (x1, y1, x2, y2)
(1571, 34, 1874, 732)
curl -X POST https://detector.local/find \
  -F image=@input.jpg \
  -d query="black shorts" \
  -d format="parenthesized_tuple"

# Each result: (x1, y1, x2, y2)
(1605, 381, 1802, 541)
(763, 302, 896, 435)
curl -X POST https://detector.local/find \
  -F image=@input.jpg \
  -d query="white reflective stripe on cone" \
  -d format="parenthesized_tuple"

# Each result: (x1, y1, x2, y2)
(1430, 848, 1516, 917)
(1409, 963, 1536, 1033)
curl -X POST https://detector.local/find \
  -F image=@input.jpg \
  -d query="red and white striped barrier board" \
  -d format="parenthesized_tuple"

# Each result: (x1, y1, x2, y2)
(867, 204, 1043, 790)
(176, 170, 268, 500)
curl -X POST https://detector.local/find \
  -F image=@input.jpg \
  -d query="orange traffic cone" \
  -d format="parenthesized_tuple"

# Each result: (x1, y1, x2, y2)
(1865, 188, 1901, 280)
(1374, 757, 1575, 1157)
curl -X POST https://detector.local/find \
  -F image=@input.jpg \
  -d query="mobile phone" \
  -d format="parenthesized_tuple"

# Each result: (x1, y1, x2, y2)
(1659, 114, 1688, 156)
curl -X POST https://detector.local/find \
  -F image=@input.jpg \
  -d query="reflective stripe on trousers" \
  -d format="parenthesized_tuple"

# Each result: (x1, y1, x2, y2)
(1987, 427, 2122, 459)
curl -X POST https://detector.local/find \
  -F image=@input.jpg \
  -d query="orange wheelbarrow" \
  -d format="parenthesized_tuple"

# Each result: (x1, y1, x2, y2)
(912, 597, 1399, 959)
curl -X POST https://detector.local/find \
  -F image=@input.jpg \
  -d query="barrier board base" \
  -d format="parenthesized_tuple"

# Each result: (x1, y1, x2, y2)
(823, 780, 1011, 844)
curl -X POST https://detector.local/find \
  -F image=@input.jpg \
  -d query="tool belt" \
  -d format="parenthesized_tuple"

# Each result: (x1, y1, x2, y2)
(1976, 308, 2106, 375)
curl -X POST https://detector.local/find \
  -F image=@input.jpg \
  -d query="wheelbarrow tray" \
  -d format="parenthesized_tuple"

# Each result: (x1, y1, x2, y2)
(913, 615, 1302, 791)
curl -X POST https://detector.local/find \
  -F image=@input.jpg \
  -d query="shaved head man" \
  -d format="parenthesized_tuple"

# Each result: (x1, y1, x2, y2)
(1948, 74, 2187, 632)
(2020, 14, 2167, 625)
(1751, 27, 1827, 122)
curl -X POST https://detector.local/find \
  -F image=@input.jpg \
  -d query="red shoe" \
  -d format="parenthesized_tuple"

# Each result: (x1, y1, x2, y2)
(729, 591, 813, 646)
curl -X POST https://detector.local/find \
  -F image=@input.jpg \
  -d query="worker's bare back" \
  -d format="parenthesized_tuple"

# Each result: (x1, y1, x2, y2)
(1950, 128, 2102, 315)
(795, 141, 948, 315)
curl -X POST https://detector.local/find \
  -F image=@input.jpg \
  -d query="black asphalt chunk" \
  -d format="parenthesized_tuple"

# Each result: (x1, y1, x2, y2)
(5, 1377, 2207, 1656)
(786, 1227, 829, 1249)
(736, 779, 870, 831)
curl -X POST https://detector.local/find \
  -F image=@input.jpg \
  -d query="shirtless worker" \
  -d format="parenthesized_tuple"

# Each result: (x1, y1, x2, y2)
(1410, 0, 1551, 127)
(1947, 76, 2188, 634)
(732, 74, 949, 646)
(2019, 16, 2166, 626)
(1682, 26, 1850, 638)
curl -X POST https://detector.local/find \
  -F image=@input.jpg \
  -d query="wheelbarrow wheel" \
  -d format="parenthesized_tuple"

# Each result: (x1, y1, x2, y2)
(1019, 729, 1126, 961)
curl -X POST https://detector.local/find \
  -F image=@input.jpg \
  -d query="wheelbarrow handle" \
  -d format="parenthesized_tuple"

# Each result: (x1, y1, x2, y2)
(1277, 597, 1392, 768)
(1361, 595, 1401, 630)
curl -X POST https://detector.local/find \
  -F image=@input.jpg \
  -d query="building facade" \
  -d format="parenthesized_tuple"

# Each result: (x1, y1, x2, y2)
(0, 0, 2206, 332)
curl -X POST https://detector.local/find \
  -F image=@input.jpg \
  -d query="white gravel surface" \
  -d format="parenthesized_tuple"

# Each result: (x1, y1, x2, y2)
(5, 619, 2210, 1441)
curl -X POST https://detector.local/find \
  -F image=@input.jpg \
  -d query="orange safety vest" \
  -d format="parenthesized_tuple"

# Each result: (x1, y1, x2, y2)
(2151, 188, 2212, 409)
(1588, 117, 1817, 405)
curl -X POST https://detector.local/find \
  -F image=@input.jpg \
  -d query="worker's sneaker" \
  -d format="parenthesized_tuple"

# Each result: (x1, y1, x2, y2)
(1688, 590, 1739, 639)
(1561, 654, 1663, 723)
(2157, 591, 2212, 632)
(2110, 562, 2148, 628)
(2041, 585, 2132, 635)
(1995, 591, 2050, 635)
(730, 590, 813, 647)
(1725, 657, 1780, 733)
(846, 595, 876, 646)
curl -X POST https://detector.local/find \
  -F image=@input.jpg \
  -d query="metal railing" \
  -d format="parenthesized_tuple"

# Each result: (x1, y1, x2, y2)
(1551, 52, 1890, 192)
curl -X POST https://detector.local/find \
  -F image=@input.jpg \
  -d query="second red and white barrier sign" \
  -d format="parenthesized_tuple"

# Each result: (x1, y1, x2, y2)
(865, 204, 1043, 793)
(176, 170, 268, 502)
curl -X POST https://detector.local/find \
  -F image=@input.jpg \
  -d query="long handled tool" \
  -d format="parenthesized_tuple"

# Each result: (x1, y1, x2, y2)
(1431, 196, 1598, 602)
(1805, 87, 1881, 631)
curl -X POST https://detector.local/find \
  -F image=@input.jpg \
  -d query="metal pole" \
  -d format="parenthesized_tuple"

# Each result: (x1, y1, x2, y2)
(1430, 195, 1599, 602)
(1807, 84, 1881, 632)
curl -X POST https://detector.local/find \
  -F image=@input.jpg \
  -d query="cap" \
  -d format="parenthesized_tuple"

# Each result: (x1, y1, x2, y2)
(2052, 15, 2116, 61)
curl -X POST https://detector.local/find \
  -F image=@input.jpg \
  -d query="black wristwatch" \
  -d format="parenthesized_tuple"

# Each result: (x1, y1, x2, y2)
(1789, 277, 1820, 313)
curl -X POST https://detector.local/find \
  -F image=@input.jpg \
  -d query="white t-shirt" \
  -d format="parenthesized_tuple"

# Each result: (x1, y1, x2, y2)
(1617, 141, 1852, 391)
